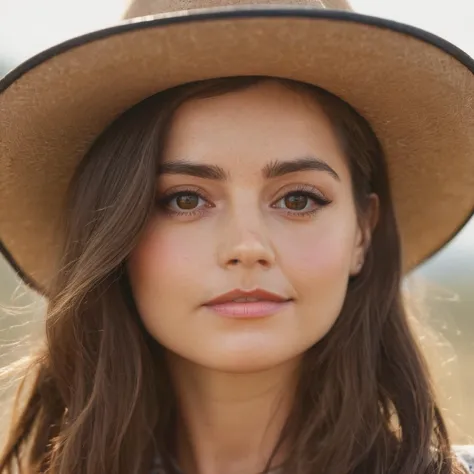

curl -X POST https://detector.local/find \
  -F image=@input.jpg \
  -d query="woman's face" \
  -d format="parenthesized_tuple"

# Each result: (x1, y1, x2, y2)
(128, 81, 368, 372)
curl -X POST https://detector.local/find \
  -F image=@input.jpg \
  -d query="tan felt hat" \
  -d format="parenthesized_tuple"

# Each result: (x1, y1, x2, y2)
(0, 0, 473, 296)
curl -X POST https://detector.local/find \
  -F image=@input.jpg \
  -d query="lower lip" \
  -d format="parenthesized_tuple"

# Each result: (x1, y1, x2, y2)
(204, 300, 292, 318)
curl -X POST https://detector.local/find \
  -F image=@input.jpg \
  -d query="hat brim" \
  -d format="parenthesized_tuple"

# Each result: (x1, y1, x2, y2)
(1, 6, 473, 295)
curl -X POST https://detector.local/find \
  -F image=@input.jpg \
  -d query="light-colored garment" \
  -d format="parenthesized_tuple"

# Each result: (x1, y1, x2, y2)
(454, 445, 474, 473)
(151, 445, 474, 473)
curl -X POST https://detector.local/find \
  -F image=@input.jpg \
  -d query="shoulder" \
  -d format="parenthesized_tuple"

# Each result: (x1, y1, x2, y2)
(454, 445, 474, 473)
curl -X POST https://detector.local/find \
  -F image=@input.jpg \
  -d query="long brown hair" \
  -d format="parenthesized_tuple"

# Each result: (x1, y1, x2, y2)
(0, 76, 465, 474)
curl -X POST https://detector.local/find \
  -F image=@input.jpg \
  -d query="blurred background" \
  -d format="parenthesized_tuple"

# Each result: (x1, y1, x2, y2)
(0, 0, 473, 444)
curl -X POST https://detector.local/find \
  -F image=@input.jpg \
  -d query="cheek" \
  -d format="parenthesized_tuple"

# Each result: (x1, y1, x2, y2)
(288, 234, 345, 275)
(132, 221, 195, 273)
(278, 217, 356, 282)
(127, 221, 214, 353)
(128, 222, 208, 312)
(274, 212, 357, 329)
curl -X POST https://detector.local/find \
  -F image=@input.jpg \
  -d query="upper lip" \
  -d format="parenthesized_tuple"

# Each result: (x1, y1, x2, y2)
(204, 289, 291, 305)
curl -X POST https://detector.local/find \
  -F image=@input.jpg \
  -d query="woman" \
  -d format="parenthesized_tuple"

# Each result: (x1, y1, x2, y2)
(0, 0, 473, 473)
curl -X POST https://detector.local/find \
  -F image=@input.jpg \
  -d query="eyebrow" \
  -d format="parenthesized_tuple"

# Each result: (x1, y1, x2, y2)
(159, 160, 228, 180)
(264, 157, 340, 181)
(158, 157, 340, 181)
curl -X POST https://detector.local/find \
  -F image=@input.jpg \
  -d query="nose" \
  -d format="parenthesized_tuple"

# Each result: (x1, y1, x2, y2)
(217, 213, 276, 270)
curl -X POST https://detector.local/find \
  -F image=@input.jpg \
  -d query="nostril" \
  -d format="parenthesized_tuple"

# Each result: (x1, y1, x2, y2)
(225, 258, 272, 268)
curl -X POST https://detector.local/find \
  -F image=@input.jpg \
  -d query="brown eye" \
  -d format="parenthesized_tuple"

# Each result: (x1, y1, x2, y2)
(176, 193, 199, 210)
(158, 190, 211, 215)
(284, 194, 309, 211)
(272, 188, 332, 216)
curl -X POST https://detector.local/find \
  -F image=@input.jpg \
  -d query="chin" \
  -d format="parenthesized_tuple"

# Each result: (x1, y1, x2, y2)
(190, 340, 307, 374)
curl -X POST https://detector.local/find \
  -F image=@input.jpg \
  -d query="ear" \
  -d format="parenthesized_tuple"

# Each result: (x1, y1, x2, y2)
(350, 193, 379, 276)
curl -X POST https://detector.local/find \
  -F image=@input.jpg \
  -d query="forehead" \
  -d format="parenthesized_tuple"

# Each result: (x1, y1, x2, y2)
(162, 81, 349, 179)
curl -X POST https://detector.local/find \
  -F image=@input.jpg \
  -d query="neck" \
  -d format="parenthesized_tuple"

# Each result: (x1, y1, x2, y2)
(166, 353, 301, 474)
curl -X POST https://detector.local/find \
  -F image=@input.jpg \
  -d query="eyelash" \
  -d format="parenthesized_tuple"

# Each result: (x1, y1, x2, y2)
(157, 184, 332, 218)
(273, 184, 332, 217)
(157, 187, 212, 218)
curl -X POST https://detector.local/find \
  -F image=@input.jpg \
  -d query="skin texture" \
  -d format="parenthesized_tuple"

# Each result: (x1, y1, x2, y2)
(127, 81, 377, 474)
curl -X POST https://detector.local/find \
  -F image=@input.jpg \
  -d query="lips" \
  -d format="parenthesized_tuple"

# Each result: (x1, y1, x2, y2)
(204, 288, 291, 306)
(203, 289, 292, 318)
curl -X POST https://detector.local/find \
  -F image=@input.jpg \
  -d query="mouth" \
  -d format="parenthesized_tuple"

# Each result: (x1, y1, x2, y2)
(203, 289, 293, 318)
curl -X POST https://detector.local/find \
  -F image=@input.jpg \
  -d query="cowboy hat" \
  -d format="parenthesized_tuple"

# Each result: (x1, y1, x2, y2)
(0, 0, 473, 296)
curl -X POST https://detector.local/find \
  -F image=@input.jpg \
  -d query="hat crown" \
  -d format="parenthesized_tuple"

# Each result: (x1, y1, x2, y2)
(123, 0, 351, 19)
